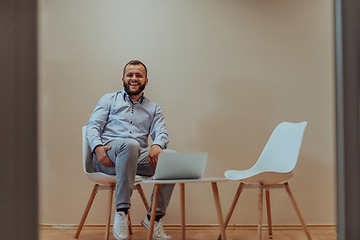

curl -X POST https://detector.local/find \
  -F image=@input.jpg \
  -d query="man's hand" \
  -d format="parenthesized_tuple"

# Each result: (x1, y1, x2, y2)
(148, 145, 163, 167)
(94, 145, 115, 167)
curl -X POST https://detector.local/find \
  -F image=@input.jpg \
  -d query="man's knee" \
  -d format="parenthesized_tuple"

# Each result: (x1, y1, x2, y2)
(110, 138, 139, 151)
(107, 138, 141, 161)
(120, 138, 141, 153)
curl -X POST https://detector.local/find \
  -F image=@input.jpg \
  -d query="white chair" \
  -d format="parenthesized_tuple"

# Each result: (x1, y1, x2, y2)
(220, 121, 312, 240)
(74, 126, 149, 240)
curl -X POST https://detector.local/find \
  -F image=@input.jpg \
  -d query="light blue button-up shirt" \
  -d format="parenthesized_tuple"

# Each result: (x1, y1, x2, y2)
(86, 90, 169, 151)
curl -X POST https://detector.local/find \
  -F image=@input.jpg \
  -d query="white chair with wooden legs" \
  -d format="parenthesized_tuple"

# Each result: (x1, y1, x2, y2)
(74, 126, 150, 240)
(220, 121, 312, 240)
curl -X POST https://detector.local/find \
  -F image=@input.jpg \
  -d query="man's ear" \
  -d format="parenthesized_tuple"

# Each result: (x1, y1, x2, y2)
(145, 78, 148, 86)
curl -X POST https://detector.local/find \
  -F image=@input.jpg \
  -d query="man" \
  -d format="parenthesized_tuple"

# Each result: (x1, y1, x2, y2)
(86, 60, 174, 240)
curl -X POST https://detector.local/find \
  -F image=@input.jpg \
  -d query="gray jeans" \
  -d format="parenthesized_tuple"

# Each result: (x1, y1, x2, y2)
(92, 138, 175, 218)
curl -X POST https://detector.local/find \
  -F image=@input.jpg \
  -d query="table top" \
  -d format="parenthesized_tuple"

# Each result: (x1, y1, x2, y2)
(142, 177, 229, 184)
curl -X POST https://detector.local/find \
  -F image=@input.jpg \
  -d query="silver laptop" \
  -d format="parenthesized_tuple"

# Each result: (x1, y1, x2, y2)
(152, 152, 208, 180)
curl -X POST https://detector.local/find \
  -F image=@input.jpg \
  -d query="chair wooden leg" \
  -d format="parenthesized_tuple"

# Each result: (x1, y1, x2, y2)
(180, 183, 186, 240)
(284, 182, 312, 240)
(74, 184, 99, 238)
(258, 183, 264, 240)
(265, 189, 273, 237)
(136, 183, 150, 211)
(147, 184, 161, 240)
(212, 182, 227, 240)
(218, 182, 244, 240)
(105, 185, 115, 240)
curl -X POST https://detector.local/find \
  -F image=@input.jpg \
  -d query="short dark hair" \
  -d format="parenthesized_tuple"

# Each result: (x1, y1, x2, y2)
(123, 60, 147, 77)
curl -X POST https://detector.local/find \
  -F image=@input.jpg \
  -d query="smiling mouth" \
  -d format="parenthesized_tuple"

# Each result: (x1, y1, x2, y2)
(129, 82, 139, 86)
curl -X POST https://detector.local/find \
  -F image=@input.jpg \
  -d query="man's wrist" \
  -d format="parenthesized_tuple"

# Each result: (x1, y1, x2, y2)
(151, 144, 162, 149)
(93, 144, 103, 153)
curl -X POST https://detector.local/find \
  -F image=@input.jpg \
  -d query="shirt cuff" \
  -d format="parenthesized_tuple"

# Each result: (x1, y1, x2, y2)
(92, 144, 104, 153)
(151, 142, 167, 149)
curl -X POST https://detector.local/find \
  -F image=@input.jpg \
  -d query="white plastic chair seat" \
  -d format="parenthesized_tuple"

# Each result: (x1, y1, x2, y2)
(224, 121, 307, 185)
(225, 169, 294, 185)
(86, 172, 146, 186)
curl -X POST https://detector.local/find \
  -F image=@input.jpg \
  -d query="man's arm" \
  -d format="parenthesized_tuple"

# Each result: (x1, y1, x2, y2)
(148, 144, 163, 167)
(86, 93, 114, 167)
(86, 93, 113, 152)
(148, 105, 169, 166)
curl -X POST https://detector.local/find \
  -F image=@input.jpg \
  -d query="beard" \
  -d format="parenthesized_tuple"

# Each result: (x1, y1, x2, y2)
(123, 81, 146, 96)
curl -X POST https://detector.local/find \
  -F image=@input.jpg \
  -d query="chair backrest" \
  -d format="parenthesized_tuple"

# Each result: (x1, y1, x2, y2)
(250, 121, 307, 173)
(82, 126, 95, 174)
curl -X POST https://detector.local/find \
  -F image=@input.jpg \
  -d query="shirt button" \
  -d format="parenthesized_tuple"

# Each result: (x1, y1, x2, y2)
(130, 121, 133, 124)
(129, 131, 132, 134)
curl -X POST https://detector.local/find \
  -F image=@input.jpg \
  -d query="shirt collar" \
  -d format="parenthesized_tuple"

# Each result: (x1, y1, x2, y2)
(122, 89, 145, 104)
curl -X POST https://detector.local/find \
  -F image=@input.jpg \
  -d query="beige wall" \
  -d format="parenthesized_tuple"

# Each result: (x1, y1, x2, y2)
(38, 0, 335, 225)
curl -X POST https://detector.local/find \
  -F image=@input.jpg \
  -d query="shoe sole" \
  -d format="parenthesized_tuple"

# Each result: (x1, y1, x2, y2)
(141, 219, 150, 230)
(113, 228, 129, 240)
(113, 218, 129, 240)
(141, 218, 172, 240)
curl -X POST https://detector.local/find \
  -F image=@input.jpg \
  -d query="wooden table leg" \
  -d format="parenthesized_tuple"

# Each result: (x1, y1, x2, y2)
(284, 182, 312, 240)
(180, 183, 186, 240)
(211, 182, 227, 240)
(265, 188, 273, 237)
(258, 183, 264, 240)
(105, 185, 114, 240)
(147, 184, 161, 240)
(218, 182, 244, 240)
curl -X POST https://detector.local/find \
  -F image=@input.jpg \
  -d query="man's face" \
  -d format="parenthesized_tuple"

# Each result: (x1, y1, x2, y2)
(122, 64, 148, 96)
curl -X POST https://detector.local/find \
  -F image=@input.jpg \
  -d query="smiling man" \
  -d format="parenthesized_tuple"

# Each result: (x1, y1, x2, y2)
(86, 60, 174, 240)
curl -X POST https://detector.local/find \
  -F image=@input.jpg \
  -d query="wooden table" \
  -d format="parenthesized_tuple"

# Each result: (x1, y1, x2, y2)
(142, 177, 229, 240)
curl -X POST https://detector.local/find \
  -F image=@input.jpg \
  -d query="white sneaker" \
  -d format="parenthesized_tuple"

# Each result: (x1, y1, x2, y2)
(113, 211, 130, 240)
(141, 216, 172, 240)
